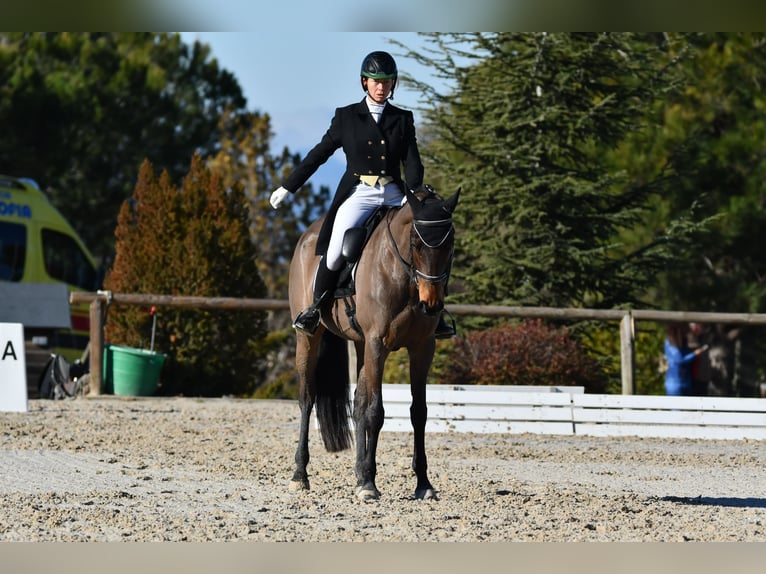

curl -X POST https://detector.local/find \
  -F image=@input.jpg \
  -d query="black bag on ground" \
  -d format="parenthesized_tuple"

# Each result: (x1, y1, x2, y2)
(38, 354, 80, 399)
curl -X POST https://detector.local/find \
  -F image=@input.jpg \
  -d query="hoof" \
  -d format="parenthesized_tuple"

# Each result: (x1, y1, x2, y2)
(289, 478, 310, 492)
(356, 485, 381, 501)
(415, 488, 437, 500)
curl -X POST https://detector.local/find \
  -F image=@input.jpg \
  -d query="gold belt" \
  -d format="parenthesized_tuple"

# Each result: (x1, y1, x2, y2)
(358, 175, 393, 187)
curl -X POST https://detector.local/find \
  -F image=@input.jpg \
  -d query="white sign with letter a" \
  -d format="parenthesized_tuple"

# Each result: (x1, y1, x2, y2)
(0, 322, 28, 412)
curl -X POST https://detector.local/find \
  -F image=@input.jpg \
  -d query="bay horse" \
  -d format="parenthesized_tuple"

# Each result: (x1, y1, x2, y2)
(288, 186, 459, 501)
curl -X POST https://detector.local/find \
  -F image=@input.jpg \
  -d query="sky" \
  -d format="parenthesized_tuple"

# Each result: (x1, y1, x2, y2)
(179, 32, 441, 192)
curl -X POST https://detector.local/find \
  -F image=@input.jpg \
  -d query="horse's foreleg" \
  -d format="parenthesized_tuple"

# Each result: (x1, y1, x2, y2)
(409, 340, 437, 500)
(290, 334, 319, 492)
(353, 371, 384, 500)
(353, 341, 387, 500)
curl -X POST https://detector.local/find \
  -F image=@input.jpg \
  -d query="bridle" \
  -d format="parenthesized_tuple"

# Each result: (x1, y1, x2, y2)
(386, 208, 454, 286)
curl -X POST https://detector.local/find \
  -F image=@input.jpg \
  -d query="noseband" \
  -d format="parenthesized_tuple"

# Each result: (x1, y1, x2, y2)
(387, 209, 454, 286)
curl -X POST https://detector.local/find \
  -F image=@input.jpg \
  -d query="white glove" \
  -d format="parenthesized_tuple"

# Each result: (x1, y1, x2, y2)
(269, 186, 289, 209)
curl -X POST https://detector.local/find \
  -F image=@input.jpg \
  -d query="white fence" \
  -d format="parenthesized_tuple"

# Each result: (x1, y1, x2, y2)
(571, 393, 766, 440)
(378, 384, 582, 435)
(355, 385, 766, 441)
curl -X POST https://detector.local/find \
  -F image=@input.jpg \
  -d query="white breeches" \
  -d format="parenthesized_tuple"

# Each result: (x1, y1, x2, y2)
(325, 181, 406, 271)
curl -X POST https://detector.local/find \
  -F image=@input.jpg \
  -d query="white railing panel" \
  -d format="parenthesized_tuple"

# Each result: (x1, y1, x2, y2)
(383, 403, 573, 423)
(575, 423, 766, 441)
(382, 417, 575, 435)
(572, 407, 766, 427)
(315, 385, 766, 440)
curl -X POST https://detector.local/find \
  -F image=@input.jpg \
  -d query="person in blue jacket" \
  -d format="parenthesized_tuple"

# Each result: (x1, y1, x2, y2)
(664, 323, 708, 396)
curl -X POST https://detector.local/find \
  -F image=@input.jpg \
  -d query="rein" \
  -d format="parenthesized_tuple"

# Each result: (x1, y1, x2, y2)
(386, 208, 453, 285)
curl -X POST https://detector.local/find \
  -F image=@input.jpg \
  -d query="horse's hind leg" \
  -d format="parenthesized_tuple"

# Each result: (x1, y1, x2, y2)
(290, 331, 322, 492)
(409, 340, 437, 500)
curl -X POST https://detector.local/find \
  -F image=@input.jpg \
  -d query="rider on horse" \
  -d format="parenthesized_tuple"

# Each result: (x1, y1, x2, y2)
(270, 50, 455, 339)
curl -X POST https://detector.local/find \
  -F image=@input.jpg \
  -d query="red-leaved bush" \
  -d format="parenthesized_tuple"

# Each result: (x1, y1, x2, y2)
(438, 320, 607, 393)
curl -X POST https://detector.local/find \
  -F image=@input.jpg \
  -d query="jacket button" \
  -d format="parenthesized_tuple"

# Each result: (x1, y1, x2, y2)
(380, 140, 385, 144)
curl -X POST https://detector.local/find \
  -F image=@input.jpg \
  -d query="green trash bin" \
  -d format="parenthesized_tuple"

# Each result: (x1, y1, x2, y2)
(104, 345, 166, 396)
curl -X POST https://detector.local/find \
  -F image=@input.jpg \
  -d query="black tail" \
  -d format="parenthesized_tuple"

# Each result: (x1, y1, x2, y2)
(315, 330, 352, 452)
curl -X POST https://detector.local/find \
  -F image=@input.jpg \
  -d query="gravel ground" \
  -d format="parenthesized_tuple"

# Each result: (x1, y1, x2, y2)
(1, 396, 766, 542)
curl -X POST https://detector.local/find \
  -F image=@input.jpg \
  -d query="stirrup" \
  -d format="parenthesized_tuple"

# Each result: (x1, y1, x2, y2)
(292, 306, 321, 336)
(434, 310, 456, 339)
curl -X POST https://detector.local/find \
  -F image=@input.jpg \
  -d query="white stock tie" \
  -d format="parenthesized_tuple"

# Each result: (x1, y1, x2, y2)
(367, 99, 385, 123)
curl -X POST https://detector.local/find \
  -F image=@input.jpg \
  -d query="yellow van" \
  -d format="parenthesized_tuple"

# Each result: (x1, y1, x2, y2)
(0, 174, 100, 364)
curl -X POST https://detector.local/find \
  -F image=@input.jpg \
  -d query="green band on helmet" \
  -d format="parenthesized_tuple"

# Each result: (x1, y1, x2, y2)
(362, 71, 396, 79)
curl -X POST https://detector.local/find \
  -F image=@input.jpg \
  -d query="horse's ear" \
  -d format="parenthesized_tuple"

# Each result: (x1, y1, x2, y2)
(443, 188, 460, 214)
(405, 187, 423, 212)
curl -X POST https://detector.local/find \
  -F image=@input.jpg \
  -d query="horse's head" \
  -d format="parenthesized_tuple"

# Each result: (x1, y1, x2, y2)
(404, 185, 460, 316)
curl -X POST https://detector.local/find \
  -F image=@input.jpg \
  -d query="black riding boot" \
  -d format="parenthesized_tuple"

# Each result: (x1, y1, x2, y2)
(292, 258, 339, 336)
(434, 309, 457, 339)
(434, 270, 457, 339)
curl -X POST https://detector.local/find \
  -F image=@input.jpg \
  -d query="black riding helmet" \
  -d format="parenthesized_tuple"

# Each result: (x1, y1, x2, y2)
(360, 51, 397, 99)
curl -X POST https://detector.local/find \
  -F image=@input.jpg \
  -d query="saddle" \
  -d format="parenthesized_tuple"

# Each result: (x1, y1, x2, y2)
(329, 207, 391, 334)
(332, 207, 390, 299)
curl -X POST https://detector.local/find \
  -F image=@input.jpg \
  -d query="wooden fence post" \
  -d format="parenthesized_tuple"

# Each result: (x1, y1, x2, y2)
(620, 312, 635, 395)
(348, 341, 357, 386)
(89, 298, 105, 395)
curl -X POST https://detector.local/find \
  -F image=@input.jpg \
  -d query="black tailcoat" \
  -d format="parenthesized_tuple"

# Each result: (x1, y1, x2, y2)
(282, 98, 424, 255)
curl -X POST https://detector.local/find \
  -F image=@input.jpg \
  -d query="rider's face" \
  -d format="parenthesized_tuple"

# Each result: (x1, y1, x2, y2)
(365, 77, 393, 103)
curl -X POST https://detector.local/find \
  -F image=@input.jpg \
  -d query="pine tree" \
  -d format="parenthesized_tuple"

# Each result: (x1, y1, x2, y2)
(205, 107, 333, 398)
(0, 32, 247, 258)
(615, 32, 766, 397)
(635, 33, 766, 315)
(104, 155, 268, 396)
(206, 108, 330, 300)
(401, 33, 704, 311)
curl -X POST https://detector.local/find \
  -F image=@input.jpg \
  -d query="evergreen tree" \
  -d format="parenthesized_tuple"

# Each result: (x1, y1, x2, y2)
(0, 32, 246, 259)
(626, 33, 766, 314)
(400, 33, 705, 312)
(104, 155, 268, 396)
(612, 32, 766, 396)
(207, 108, 330, 300)
(206, 107, 332, 398)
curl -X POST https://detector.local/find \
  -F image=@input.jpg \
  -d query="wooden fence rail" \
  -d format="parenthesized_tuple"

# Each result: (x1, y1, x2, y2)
(70, 291, 766, 397)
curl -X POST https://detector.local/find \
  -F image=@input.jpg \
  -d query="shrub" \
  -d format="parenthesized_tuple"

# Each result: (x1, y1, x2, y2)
(381, 341, 456, 386)
(579, 321, 666, 395)
(103, 155, 268, 396)
(437, 319, 607, 392)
